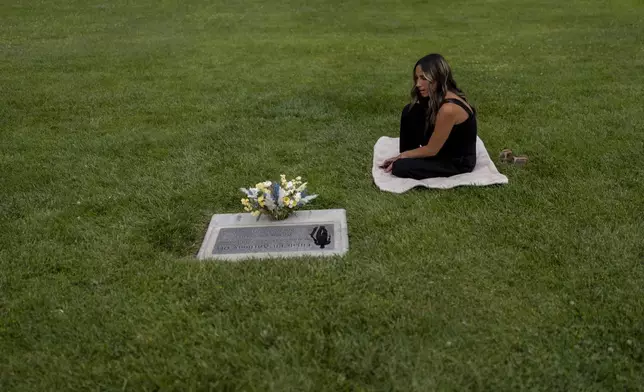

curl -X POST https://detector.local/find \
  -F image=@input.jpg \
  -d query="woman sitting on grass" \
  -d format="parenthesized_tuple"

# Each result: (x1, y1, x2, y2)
(381, 53, 477, 179)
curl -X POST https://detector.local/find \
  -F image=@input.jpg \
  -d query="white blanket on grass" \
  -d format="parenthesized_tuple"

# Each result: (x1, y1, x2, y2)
(372, 136, 508, 193)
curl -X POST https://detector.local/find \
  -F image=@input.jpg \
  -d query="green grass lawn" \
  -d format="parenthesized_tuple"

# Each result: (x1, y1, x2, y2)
(2, 0, 643, 390)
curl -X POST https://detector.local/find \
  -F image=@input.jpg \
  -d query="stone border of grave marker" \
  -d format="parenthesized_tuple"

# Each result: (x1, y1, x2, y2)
(196, 209, 349, 261)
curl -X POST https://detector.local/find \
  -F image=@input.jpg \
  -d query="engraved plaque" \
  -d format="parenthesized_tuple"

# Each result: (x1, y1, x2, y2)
(213, 224, 335, 255)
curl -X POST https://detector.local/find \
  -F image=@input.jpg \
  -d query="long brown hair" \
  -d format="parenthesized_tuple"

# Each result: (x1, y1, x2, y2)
(410, 54, 469, 130)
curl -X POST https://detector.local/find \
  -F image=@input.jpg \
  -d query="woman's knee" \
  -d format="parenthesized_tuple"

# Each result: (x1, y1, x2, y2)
(391, 159, 412, 178)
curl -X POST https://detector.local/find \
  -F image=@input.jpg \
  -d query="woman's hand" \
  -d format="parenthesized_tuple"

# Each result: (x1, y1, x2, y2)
(380, 153, 404, 173)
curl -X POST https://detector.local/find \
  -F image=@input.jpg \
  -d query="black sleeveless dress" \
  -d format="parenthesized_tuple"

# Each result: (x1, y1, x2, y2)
(393, 98, 477, 179)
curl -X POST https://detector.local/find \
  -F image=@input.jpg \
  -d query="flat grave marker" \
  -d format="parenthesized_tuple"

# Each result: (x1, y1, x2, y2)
(197, 209, 348, 261)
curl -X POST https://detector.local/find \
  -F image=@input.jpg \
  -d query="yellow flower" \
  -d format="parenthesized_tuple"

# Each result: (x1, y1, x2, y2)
(251, 210, 260, 217)
(241, 198, 250, 206)
(283, 196, 290, 205)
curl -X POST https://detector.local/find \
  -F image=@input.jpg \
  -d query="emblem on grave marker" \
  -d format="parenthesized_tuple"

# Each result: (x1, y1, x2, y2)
(310, 225, 332, 249)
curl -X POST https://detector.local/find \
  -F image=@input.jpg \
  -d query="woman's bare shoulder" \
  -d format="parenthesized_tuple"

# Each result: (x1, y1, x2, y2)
(443, 92, 473, 111)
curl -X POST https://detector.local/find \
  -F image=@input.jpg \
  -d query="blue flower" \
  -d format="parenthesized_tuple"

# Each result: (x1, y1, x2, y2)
(272, 182, 280, 202)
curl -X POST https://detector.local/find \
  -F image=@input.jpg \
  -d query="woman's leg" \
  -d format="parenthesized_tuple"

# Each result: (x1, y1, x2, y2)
(457, 155, 477, 173)
(391, 157, 462, 180)
(399, 103, 426, 153)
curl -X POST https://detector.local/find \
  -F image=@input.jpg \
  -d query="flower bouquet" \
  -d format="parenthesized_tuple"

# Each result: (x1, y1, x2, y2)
(240, 175, 318, 220)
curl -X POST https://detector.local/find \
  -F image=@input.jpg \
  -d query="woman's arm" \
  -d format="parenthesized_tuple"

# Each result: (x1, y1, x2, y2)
(399, 104, 459, 159)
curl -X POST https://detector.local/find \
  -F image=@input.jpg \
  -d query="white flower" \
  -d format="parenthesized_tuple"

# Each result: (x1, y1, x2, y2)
(301, 194, 317, 203)
(264, 195, 276, 211)
(277, 186, 286, 206)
